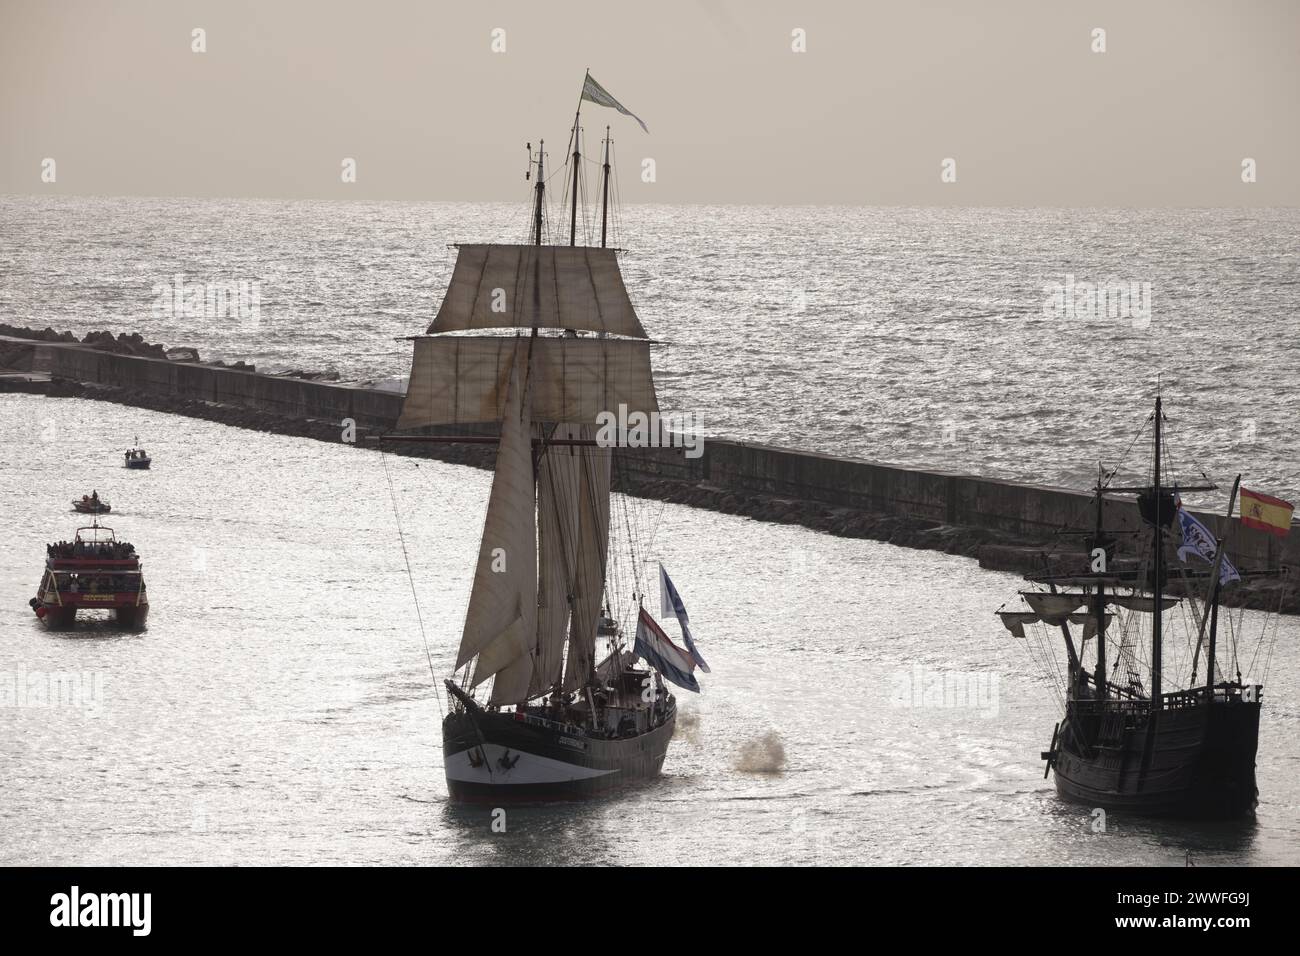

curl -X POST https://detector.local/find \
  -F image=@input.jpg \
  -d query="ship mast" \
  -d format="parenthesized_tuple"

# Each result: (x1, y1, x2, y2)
(1151, 395, 1164, 702)
(1091, 463, 1107, 697)
(600, 127, 612, 248)
(569, 111, 582, 245)
(532, 141, 546, 246)
(1203, 475, 1241, 692)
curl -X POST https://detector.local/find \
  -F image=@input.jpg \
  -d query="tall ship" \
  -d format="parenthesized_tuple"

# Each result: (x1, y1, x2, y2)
(998, 395, 1292, 818)
(32, 521, 149, 629)
(385, 74, 708, 802)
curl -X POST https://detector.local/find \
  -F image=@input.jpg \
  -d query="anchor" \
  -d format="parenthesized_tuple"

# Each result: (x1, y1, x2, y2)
(498, 749, 520, 771)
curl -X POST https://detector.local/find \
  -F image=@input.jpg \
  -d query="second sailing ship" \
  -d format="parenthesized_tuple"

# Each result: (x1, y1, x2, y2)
(999, 394, 1291, 818)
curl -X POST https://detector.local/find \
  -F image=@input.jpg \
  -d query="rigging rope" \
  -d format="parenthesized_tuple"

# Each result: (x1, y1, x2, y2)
(380, 449, 444, 718)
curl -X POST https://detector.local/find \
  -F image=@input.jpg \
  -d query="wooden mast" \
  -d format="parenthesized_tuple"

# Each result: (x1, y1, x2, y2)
(569, 112, 581, 246)
(1205, 475, 1241, 693)
(600, 126, 612, 248)
(569, 69, 593, 247)
(532, 141, 545, 246)
(1092, 463, 1108, 697)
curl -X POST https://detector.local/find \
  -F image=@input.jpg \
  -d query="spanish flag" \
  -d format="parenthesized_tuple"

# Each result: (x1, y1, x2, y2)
(1240, 487, 1294, 537)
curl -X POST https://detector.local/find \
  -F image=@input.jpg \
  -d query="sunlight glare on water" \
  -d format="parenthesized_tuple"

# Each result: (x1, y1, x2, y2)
(1, 396, 1295, 865)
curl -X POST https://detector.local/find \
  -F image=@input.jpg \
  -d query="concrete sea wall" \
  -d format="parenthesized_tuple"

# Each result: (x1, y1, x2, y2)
(5, 336, 1296, 610)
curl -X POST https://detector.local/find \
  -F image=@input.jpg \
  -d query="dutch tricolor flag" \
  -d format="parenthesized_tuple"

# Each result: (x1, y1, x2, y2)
(635, 607, 700, 693)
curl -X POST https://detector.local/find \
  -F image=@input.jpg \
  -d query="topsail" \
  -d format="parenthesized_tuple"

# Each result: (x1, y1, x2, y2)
(397, 334, 657, 429)
(429, 244, 649, 339)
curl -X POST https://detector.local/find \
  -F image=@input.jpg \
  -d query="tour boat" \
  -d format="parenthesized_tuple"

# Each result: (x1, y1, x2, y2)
(32, 521, 149, 629)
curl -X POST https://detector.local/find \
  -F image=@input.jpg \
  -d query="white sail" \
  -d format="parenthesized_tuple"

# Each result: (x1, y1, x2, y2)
(429, 244, 649, 339)
(479, 615, 535, 705)
(562, 442, 612, 692)
(397, 335, 658, 429)
(529, 427, 586, 697)
(459, 359, 538, 692)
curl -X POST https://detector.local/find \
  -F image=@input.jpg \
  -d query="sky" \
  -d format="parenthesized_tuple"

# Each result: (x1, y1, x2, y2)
(1, 0, 1297, 205)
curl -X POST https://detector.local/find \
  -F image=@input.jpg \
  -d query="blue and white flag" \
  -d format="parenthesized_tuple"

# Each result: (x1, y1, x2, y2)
(635, 608, 699, 693)
(660, 563, 710, 673)
(1176, 502, 1241, 586)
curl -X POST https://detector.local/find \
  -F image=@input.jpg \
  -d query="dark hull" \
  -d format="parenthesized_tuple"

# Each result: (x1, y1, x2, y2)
(443, 705, 676, 804)
(37, 603, 148, 630)
(1051, 696, 1260, 819)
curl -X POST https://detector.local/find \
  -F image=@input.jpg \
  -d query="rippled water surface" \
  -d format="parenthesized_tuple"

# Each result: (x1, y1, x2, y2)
(2, 198, 1298, 500)
(1, 397, 1296, 865)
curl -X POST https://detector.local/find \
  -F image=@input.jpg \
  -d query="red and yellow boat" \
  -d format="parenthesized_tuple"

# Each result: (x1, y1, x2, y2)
(32, 522, 149, 629)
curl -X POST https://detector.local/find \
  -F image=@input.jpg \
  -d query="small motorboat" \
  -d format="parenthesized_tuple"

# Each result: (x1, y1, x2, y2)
(72, 493, 111, 514)
(124, 436, 151, 470)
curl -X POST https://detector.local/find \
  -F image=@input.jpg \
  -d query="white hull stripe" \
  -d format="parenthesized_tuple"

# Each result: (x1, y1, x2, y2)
(446, 744, 618, 785)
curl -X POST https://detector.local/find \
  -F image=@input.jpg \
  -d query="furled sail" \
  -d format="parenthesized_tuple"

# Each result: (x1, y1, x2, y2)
(397, 335, 658, 429)
(1106, 594, 1179, 613)
(562, 441, 612, 693)
(1019, 591, 1179, 621)
(998, 610, 1113, 640)
(458, 360, 538, 695)
(429, 244, 649, 339)
(1021, 592, 1088, 623)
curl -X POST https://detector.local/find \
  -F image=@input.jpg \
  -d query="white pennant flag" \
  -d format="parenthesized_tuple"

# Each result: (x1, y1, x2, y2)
(581, 73, 649, 134)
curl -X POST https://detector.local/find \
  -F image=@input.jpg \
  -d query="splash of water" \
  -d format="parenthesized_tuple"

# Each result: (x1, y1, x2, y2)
(677, 710, 703, 746)
(735, 731, 786, 774)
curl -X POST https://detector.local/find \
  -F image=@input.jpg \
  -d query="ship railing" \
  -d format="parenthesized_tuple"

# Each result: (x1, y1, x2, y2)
(49, 567, 143, 576)
(513, 711, 587, 737)
(47, 557, 140, 570)
(1160, 684, 1259, 710)
(1080, 672, 1146, 701)
(50, 570, 143, 584)
(1071, 697, 1151, 717)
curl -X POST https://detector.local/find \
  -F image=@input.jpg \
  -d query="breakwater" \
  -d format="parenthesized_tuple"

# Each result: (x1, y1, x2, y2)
(3, 334, 1295, 613)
